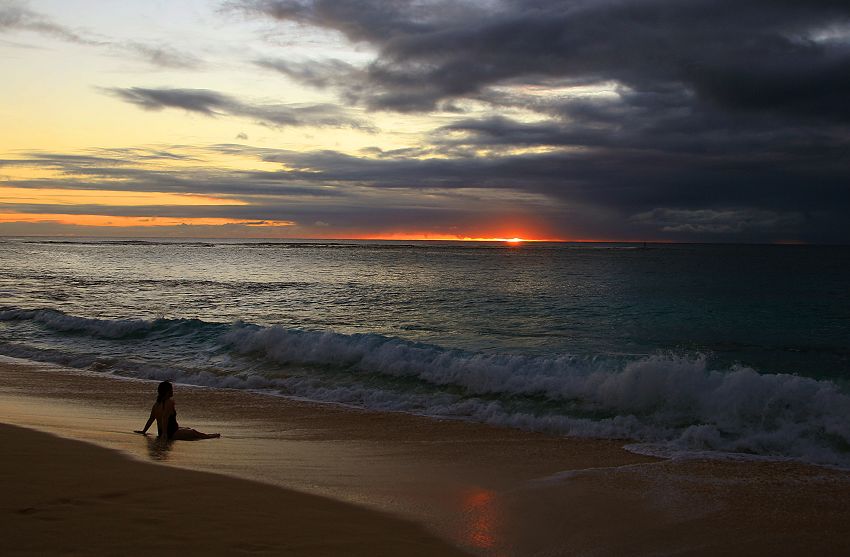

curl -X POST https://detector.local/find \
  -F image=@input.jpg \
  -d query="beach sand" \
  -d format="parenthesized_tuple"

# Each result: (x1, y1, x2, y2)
(1, 423, 468, 556)
(3, 357, 850, 556)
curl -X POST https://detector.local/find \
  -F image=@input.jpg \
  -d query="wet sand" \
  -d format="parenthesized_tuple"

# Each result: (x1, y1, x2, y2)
(2, 357, 850, 556)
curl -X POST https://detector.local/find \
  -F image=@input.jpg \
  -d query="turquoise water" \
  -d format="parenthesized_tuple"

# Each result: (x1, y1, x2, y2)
(1, 238, 849, 465)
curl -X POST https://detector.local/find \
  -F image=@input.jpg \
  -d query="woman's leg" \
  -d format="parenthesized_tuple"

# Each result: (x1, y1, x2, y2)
(173, 427, 220, 440)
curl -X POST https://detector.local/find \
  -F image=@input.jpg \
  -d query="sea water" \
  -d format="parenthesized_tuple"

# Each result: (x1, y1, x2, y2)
(1, 238, 848, 466)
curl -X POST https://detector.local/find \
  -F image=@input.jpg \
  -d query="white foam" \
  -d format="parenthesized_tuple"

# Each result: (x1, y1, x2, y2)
(222, 324, 850, 467)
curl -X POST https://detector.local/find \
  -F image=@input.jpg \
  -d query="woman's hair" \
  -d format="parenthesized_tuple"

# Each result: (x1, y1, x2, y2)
(156, 381, 173, 405)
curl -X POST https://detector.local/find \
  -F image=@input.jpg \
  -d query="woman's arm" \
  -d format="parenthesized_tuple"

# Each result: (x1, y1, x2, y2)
(134, 407, 156, 434)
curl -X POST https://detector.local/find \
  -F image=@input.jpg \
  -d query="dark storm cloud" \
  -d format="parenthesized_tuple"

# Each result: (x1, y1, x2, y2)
(213, 143, 850, 242)
(225, 0, 850, 242)
(105, 86, 374, 130)
(235, 0, 850, 127)
(236, 0, 850, 114)
(631, 208, 804, 235)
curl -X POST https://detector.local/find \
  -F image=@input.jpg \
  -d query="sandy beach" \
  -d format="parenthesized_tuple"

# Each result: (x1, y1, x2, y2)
(3, 357, 850, 556)
(1, 423, 468, 556)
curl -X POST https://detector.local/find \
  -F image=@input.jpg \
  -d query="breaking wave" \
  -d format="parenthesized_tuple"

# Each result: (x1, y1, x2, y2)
(2, 307, 849, 467)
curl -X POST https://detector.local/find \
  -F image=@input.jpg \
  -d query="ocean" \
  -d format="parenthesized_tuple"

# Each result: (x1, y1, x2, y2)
(1, 237, 849, 466)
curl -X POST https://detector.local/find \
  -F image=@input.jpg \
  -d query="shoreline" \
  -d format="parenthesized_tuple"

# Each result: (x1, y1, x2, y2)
(3, 357, 850, 556)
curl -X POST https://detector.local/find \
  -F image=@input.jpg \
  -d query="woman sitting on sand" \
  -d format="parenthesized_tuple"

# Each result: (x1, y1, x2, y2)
(135, 381, 220, 440)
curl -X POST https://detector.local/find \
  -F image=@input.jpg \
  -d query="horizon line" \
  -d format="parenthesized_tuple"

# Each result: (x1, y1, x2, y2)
(0, 233, 835, 246)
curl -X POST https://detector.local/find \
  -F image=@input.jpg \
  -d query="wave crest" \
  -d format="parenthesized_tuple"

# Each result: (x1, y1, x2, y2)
(0, 308, 157, 338)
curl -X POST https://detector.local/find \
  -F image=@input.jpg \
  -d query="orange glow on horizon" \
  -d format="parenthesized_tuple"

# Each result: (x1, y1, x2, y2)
(0, 212, 294, 228)
(0, 213, 630, 241)
(351, 233, 563, 242)
(0, 187, 247, 207)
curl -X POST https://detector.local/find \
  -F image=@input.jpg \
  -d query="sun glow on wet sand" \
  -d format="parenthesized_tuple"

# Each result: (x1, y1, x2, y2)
(459, 488, 500, 550)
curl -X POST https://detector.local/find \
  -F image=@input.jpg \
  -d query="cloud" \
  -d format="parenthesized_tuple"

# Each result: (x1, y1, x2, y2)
(0, 0, 102, 44)
(238, 0, 850, 117)
(0, 219, 297, 239)
(0, 1, 203, 69)
(105, 87, 375, 130)
(630, 208, 804, 235)
(0, 145, 571, 239)
(122, 42, 204, 70)
(5, 141, 849, 243)
(4, 0, 850, 242)
(228, 1, 850, 242)
(255, 57, 359, 89)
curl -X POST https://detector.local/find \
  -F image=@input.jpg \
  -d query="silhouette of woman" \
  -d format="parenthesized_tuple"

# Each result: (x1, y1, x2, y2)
(135, 381, 220, 440)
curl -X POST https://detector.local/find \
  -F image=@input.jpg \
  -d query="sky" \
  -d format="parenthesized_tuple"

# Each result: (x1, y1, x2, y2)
(1, 0, 849, 243)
